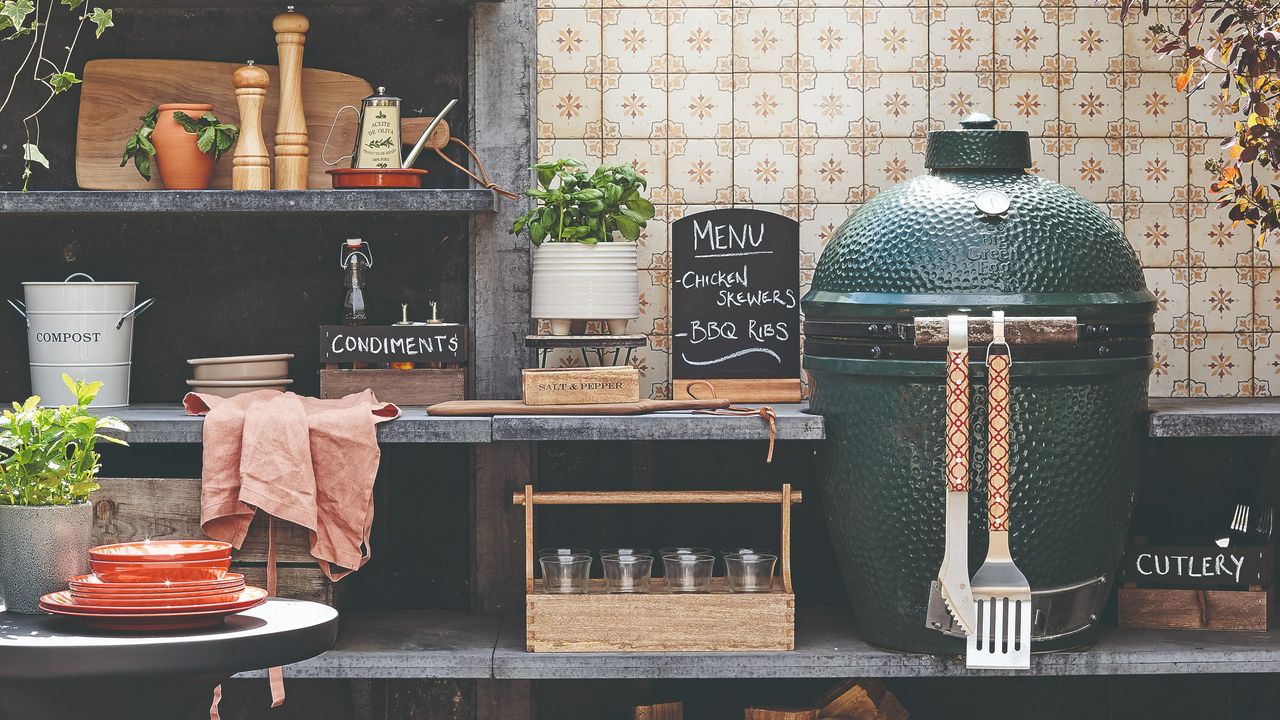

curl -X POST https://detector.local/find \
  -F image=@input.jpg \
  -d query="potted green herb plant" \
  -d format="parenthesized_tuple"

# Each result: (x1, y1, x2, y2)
(0, 376, 128, 613)
(511, 160, 656, 335)
(121, 104, 240, 190)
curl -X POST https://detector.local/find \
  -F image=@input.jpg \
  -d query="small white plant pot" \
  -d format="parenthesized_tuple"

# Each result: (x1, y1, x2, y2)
(531, 242, 639, 336)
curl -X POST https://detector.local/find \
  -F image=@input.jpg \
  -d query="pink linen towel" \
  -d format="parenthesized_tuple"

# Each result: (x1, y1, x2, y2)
(183, 389, 400, 579)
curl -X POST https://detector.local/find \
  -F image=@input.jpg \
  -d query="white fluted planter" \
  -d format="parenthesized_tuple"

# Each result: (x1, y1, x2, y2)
(531, 242, 639, 335)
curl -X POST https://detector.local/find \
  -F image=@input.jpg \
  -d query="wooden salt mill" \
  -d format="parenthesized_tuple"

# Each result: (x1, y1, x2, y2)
(231, 61, 271, 190)
(273, 5, 309, 189)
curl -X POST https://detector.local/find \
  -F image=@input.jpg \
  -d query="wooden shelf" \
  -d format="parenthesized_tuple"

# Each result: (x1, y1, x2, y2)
(101, 403, 823, 444)
(0, 189, 498, 216)
(1148, 398, 1280, 437)
(236, 607, 1280, 679)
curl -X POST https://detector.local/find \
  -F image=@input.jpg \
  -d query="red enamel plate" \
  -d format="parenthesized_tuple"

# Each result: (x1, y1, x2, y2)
(71, 586, 246, 606)
(89, 540, 232, 563)
(69, 572, 244, 592)
(40, 587, 267, 615)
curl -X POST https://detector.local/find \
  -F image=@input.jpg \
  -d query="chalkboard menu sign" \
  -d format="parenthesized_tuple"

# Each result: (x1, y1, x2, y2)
(320, 325, 468, 364)
(671, 208, 801, 383)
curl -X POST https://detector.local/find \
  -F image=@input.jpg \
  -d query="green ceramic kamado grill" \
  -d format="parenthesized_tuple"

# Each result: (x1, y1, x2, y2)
(802, 114, 1156, 654)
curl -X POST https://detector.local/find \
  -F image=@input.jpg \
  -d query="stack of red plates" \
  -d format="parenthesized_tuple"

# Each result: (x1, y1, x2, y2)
(40, 540, 267, 631)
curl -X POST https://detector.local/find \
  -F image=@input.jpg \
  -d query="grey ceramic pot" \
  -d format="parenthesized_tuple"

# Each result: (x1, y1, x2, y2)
(0, 502, 93, 614)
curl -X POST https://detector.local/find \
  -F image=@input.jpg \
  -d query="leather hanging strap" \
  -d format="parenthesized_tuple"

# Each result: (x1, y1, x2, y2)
(687, 380, 778, 463)
(434, 138, 519, 199)
(267, 515, 286, 707)
(986, 312, 1011, 532)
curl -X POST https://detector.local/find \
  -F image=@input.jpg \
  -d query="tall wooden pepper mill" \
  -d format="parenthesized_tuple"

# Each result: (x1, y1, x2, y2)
(232, 61, 271, 190)
(273, 5, 309, 189)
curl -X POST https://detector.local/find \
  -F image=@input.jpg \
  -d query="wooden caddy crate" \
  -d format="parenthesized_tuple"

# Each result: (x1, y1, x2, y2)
(90, 477, 344, 607)
(514, 484, 800, 652)
(1117, 539, 1276, 631)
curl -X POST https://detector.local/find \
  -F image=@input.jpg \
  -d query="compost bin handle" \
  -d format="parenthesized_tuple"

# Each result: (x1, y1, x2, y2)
(63, 272, 96, 283)
(116, 298, 156, 330)
(6, 297, 27, 327)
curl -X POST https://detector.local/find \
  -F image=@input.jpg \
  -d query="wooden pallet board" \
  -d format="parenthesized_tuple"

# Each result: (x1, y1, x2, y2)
(91, 477, 343, 607)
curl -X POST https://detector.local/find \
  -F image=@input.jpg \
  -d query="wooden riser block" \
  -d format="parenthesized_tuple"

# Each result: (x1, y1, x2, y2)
(1118, 586, 1275, 631)
(526, 579, 795, 652)
(633, 702, 683, 720)
(320, 367, 466, 406)
(673, 378, 802, 403)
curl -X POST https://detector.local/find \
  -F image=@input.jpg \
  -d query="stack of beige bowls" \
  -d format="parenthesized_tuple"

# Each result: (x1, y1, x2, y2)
(187, 354, 294, 397)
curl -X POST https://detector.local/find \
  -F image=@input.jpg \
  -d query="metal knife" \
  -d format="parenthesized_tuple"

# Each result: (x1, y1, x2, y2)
(930, 314, 976, 635)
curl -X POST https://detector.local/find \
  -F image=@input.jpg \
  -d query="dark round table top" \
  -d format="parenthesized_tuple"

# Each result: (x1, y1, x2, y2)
(0, 598, 338, 680)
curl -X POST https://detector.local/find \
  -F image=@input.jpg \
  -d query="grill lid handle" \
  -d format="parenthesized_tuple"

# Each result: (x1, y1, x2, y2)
(915, 316, 1078, 347)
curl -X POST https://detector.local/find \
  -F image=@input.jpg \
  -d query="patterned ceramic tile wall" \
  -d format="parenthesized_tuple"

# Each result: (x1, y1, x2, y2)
(535, 0, 1252, 399)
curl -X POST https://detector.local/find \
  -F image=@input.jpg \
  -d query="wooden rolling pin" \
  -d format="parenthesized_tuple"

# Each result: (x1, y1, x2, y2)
(273, 6, 309, 189)
(232, 62, 271, 190)
(426, 398, 731, 416)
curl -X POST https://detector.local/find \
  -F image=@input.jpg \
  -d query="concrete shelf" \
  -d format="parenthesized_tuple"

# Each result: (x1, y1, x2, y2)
(0, 189, 498, 216)
(1148, 398, 1280, 437)
(108, 404, 494, 444)
(103, 403, 824, 443)
(236, 607, 1280, 680)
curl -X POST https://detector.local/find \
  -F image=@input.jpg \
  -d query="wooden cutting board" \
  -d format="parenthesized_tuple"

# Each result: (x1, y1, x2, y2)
(76, 59, 448, 190)
(426, 399, 732, 416)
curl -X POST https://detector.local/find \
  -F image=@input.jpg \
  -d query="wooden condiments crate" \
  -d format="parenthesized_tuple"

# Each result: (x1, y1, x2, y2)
(319, 324, 469, 406)
(514, 484, 799, 652)
(90, 478, 344, 608)
(1117, 539, 1275, 631)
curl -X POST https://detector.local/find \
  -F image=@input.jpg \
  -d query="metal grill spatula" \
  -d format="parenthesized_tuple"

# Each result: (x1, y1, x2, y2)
(967, 311, 1032, 670)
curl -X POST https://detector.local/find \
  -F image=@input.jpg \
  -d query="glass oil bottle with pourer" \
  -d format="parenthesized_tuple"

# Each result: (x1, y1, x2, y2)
(341, 239, 372, 326)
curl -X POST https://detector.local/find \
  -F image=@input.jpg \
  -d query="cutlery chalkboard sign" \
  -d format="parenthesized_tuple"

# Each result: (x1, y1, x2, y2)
(671, 208, 802, 402)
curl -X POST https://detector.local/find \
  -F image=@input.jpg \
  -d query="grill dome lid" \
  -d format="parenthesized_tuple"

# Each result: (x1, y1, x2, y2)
(802, 115, 1153, 322)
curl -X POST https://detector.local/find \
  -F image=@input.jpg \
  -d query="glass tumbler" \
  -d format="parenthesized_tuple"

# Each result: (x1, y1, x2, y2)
(539, 547, 591, 558)
(539, 554, 592, 594)
(602, 554, 653, 593)
(659, 546, 711, 556)
(601, 547, 651, 558)
(662, 553, 714, 592)
(725, 552, 777, 593)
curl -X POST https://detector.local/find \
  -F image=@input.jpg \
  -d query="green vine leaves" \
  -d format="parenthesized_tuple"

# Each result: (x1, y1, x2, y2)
(510, 159, 657, 245)
(2, 1, 115, 189)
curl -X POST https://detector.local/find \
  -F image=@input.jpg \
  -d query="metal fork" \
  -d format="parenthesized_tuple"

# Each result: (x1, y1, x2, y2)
(967, 312, 1032, 670)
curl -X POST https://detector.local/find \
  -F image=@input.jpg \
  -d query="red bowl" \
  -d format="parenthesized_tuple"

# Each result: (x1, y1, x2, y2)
(70, 572, 245, 592)
(327, 167, 427, 188)
(88, 564, 231, 585)
(89, 540, 232, 563)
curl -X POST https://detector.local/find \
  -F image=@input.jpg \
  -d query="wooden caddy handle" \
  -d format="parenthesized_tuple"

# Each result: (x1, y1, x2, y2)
(512, 489, 803, 505)
(519, 484, 798, 594)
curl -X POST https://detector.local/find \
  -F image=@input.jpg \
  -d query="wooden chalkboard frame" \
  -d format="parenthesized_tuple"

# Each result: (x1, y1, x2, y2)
(670, 208, 802, 403)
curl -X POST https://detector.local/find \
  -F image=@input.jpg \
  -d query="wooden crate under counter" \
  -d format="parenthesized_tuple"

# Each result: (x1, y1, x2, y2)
(91, 477, 344, 608)
(1117, 539, 1275, 631)
(514, 485, 799, 652)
